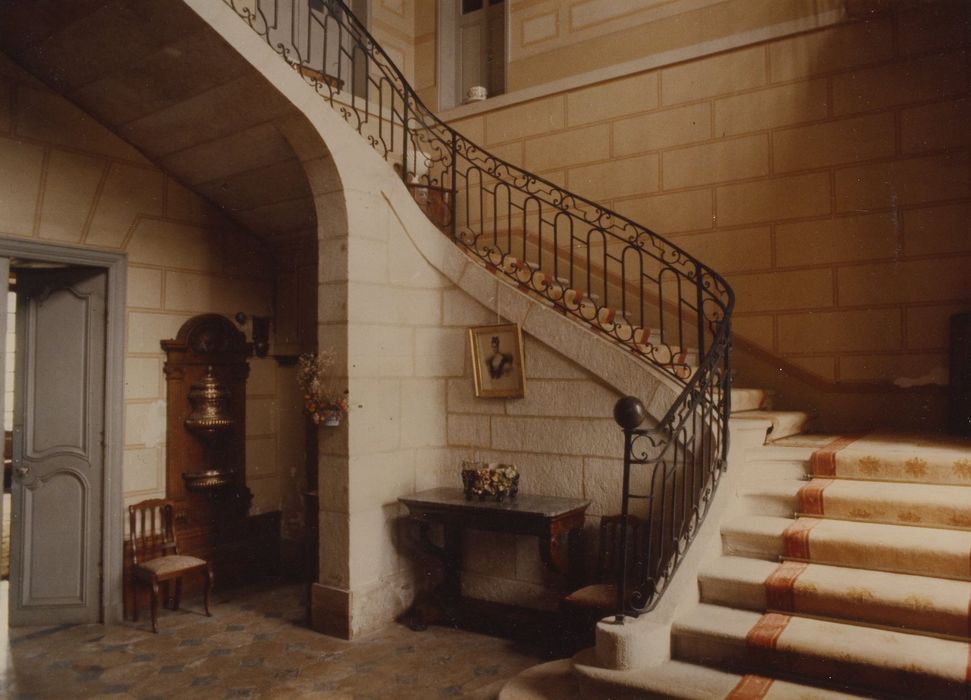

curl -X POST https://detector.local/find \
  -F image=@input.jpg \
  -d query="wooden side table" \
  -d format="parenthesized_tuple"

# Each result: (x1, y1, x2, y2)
(399, 487, 590, 631)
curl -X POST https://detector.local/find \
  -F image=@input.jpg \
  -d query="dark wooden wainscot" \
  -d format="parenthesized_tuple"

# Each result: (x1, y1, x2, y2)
(399, 487, 589, 637)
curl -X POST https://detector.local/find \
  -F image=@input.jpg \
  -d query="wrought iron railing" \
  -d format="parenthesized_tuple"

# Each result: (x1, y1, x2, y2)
(223, 0, 734, 618)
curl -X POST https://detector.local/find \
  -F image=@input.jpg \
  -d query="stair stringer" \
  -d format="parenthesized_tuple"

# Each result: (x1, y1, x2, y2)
(382, 191, 687, 415)
(571, 414, 776, 684)
(184, 0, 691, 420)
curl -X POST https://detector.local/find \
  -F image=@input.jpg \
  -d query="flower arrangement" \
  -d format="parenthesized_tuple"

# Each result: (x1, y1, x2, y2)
(297, 351, 349, 426)
(461, 460, 519, 502)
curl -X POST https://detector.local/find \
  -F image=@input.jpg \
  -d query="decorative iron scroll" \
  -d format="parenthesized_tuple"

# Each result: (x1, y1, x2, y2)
(223, 0, 734, 617)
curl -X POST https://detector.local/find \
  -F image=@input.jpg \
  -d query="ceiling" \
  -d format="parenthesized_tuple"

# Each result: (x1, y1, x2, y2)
(0, 0, 320, 248)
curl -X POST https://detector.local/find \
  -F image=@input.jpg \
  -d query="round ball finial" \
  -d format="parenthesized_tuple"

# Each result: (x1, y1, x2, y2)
(614, 396, 647, 430)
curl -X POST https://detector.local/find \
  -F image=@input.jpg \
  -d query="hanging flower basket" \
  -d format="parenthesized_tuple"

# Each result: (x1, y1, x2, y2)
(298, 351, 349, 428)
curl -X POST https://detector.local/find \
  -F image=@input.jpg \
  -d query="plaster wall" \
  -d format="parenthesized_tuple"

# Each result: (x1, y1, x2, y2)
(0, 51, 294, 520)
(434, 2, 971, 429)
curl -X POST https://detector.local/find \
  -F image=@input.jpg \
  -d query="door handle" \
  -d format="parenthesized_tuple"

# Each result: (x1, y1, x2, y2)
(15, 466, 29, 477)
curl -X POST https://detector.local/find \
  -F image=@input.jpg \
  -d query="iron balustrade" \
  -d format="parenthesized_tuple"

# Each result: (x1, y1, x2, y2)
(224, 0, 734, 619)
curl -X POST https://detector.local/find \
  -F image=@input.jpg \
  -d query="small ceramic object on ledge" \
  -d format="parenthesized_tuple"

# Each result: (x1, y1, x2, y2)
(322, 409, 341, 427)
(461, 461, 519, 502)
(465, 85, 487, 103)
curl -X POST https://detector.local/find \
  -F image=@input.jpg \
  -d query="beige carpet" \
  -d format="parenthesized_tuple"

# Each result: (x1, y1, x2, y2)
(679, 431, 971, 699)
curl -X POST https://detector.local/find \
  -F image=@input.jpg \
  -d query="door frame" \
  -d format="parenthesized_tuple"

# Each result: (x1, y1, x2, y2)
(0, 236, 126, 624)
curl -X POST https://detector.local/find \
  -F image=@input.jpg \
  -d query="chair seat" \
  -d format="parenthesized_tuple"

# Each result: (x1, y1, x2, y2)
(136, 554, 207, 578)
(562, 583, 616, 611)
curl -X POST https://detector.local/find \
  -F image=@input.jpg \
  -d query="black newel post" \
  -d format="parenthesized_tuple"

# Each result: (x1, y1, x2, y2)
(613, 396, 646, 622)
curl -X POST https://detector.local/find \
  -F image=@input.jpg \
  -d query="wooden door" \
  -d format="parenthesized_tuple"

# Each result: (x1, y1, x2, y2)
(9, 266, 106, 626)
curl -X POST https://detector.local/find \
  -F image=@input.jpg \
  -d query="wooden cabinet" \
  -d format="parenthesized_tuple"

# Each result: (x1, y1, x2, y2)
(124, 315, 282, 619)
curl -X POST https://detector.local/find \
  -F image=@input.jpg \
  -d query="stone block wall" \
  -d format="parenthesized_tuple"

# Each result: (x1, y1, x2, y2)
(442, 288, 624, 610)
(307, 167, 638, 632)
(422, 2, 971, 429)
(420, 0, 844, 110)
(0, 51, 293, 519)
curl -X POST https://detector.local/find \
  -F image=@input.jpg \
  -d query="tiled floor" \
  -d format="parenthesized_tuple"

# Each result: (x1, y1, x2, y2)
(0, 582, 548, 699)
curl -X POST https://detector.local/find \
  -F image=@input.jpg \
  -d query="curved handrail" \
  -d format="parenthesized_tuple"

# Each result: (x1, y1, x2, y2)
(223, 0, 734, 617)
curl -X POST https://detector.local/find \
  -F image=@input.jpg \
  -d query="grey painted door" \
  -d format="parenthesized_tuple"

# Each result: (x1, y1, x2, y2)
(9, 267, 106, 626)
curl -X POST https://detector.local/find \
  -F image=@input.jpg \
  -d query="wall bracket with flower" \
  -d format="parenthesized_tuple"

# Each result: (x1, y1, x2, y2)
(297, 351, 349, 426)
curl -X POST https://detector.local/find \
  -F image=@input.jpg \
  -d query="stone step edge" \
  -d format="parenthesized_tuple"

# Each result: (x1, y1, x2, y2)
(698, 554, 971, 643)
(721, 514, 971, 582)
(672, 603, 971, 699)
(742, 478, 971, 531)
(740, 449, 971, 487)
(572, 647, 871, 700)
(497, 659, 580, 700)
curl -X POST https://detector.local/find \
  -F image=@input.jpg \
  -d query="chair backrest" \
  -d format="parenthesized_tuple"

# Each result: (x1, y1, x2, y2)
(596, 514, 646, 585)
(128, 499, 178, 568)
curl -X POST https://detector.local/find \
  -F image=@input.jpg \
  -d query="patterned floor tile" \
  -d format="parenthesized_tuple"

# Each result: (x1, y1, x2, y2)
(0, 583, 547, 698)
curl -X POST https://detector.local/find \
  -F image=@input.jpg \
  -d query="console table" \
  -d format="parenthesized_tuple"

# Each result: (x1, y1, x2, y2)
(399, 487, 590, 631)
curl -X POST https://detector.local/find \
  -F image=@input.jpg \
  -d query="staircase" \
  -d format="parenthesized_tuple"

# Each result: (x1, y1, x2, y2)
(214, 2, 971, 697)
(502, 418, 971, 699)
(222, 0, 733, 627)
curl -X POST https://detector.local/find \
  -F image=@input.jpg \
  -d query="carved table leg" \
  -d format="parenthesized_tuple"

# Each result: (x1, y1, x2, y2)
(408, 520, 462, 631)
(566, 526, 584, 590)
(540, 519, 585, 588)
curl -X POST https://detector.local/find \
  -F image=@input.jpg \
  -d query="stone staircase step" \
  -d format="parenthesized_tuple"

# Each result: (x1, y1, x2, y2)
(700, 555, 971, 639)
(672, 603, 971, 699)
(722, 515, 971, 581)
(574, 653, 870, 700)
(796, 478, 971, 530)
(739, 457, 811, 484)
(730, 388, 772, 413)
(497, 659, 580, 700)
(721, 514, 791, 561)
(772, 432, 971, 486)
(741, 480, 803, 517)
(741, 477, 971, 530)
(730, 411, 813, 442)
(747, 443, 819, 463)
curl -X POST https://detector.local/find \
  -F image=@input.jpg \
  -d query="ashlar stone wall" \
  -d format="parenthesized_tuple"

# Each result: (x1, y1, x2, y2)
(434, 2, 971, 430)
(0, 50, 291, 519)
(442, 291, 625, 611)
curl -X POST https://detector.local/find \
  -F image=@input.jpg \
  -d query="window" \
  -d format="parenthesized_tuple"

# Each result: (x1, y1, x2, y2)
(441, 0, 506, 109)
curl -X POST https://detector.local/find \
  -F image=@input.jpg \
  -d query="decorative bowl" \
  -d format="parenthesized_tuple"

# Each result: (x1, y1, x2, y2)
(461, 461, 519, 502)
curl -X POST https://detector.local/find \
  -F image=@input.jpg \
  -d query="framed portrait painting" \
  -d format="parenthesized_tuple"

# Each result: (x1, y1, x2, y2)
(469, 323, 526, 398)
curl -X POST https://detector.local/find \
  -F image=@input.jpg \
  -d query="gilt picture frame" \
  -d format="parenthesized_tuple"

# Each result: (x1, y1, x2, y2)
(469, 323, 526, 398)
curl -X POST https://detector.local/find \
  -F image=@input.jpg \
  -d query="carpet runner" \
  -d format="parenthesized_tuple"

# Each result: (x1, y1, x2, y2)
(499, 426, 971, 700)
(680, 431, 971, 698)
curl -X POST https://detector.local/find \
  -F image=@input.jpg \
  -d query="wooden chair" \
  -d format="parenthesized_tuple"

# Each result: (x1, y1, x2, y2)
(128, 499, 213, 633)
(561, 514, 646, 647)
